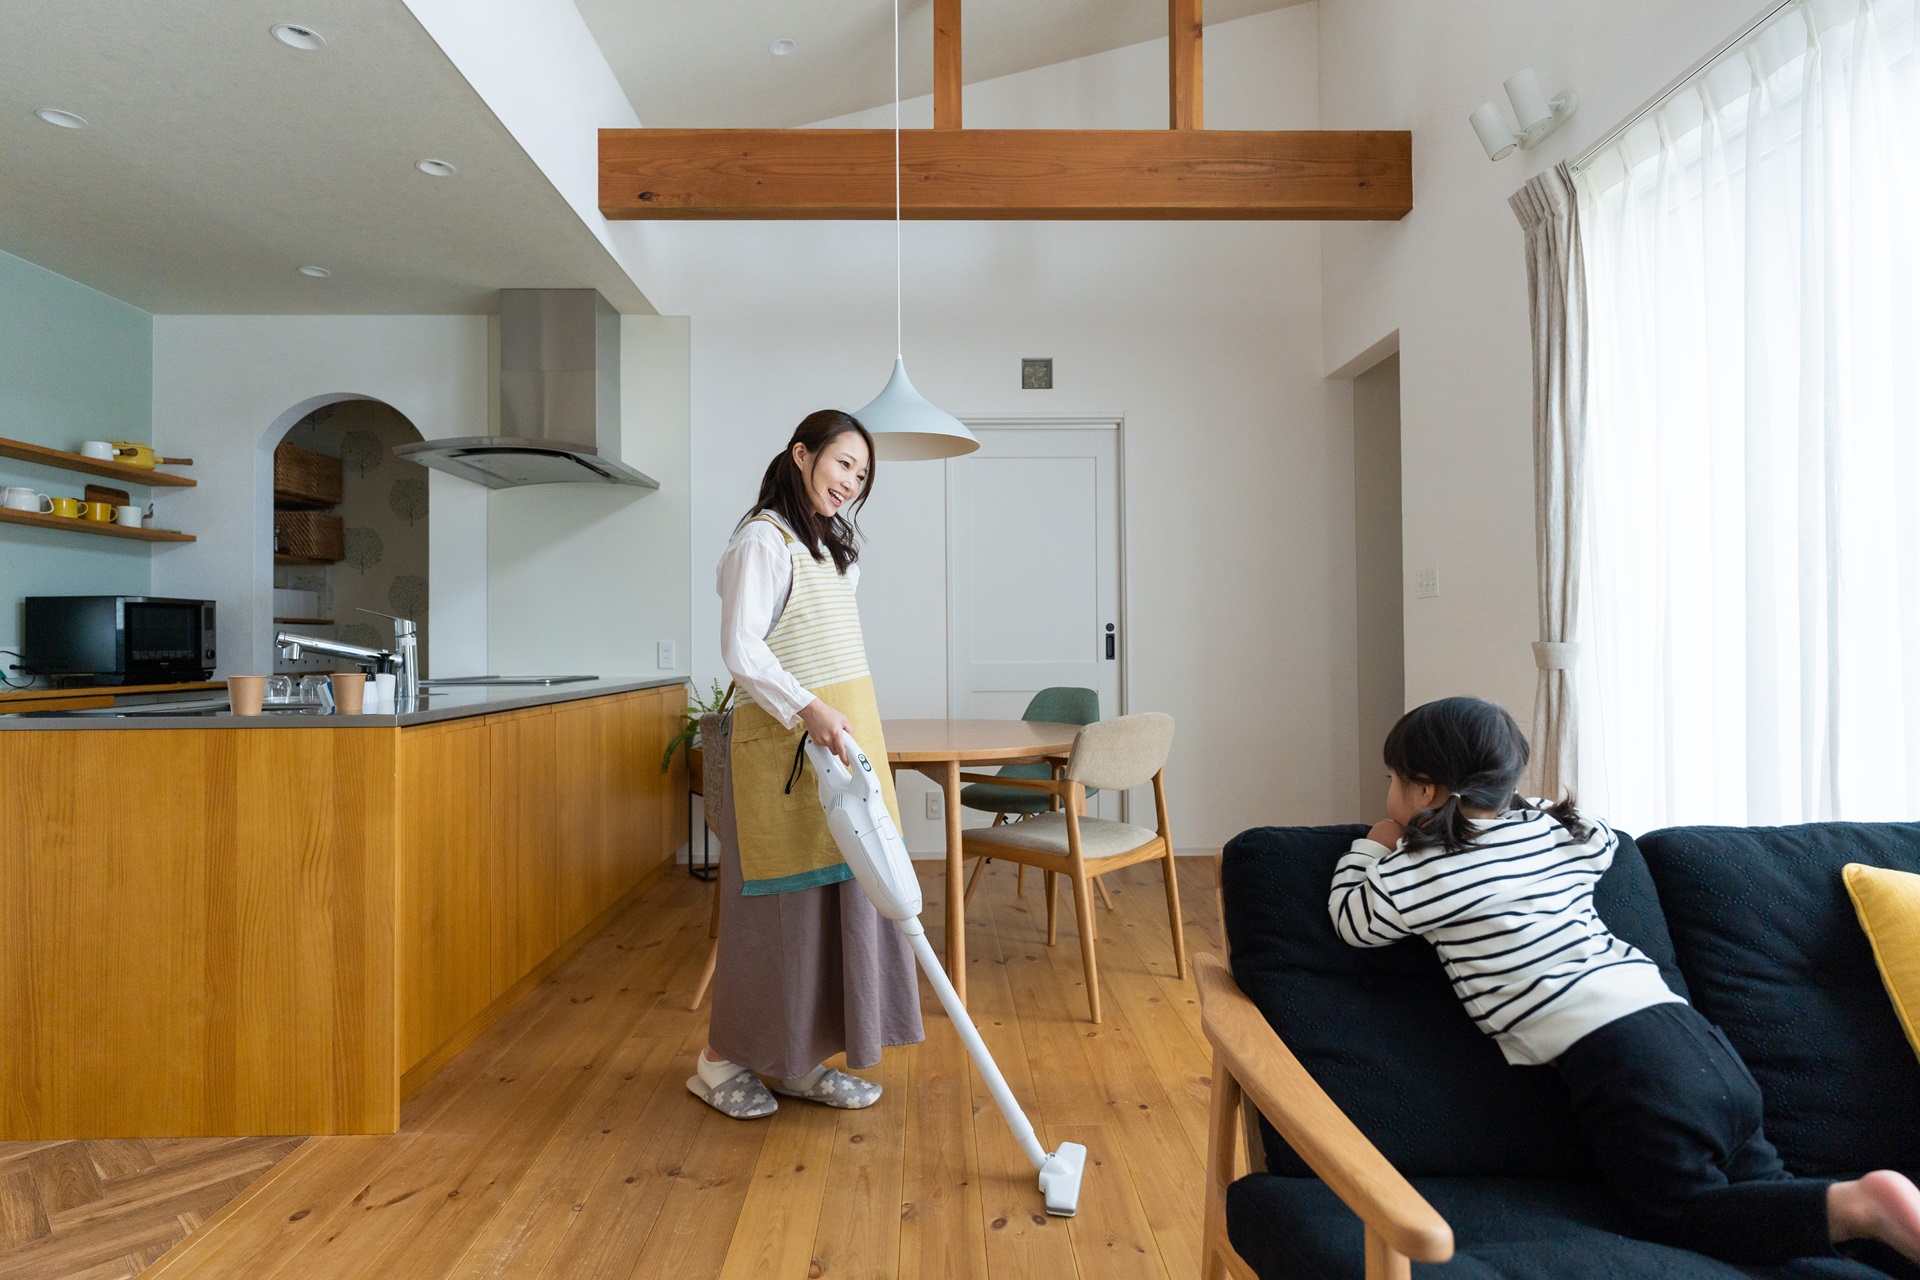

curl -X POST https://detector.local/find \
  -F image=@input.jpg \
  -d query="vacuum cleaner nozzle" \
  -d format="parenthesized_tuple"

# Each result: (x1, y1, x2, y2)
(1038, 1142, 1087, 1217)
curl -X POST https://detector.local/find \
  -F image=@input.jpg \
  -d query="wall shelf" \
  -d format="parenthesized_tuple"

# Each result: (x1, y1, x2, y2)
(0, 507, 194, 543)
(275, 552, 339, 565)
(274, 617, 335, 626)
(0, 436, 196, 488)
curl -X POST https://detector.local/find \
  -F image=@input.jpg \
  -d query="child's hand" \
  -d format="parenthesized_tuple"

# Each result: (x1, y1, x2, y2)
(1367, 820, 1406, 848)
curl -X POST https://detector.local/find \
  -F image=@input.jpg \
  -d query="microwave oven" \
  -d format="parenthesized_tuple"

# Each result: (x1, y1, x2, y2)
(21, 596, 217, 684)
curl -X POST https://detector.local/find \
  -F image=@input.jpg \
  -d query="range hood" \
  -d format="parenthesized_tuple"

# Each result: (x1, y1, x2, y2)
(395, 289, 659, 490)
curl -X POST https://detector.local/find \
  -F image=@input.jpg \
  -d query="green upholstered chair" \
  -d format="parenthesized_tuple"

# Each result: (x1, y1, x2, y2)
(959, 687, 1106, 908)
(958, 686, 1101, 817)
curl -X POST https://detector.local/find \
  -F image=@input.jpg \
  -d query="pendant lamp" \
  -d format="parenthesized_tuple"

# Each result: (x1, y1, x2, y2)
(853, 0, 978, 461)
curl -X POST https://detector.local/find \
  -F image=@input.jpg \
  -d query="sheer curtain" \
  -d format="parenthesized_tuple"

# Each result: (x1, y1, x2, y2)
(1574, 0, 1920, 833)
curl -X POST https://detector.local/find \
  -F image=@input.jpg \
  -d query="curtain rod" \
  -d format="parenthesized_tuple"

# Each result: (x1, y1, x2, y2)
(1569, 0, 1795, 172)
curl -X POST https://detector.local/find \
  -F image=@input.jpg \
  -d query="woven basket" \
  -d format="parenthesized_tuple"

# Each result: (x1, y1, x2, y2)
(273, 443, 343, 509)
(275, 510, 344, 562)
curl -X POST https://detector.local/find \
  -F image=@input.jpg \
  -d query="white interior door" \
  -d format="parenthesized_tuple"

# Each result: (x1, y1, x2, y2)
(947, 424, 1123, 821)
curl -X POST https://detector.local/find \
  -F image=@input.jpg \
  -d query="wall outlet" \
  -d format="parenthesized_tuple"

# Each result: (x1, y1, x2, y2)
(1415, 566, 1440, 599)
(656, 640, 676, 669)
(926, 791, 944, 821)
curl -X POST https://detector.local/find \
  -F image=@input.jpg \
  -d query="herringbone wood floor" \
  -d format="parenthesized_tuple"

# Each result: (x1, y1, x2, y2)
(6, 854, 1221, 1280)
(0, 1137, 301, 1279)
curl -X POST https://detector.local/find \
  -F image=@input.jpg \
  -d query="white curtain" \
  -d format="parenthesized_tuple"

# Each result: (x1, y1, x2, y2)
(1575, 0, 1920, 833)
(1511, 165, 1589, 803)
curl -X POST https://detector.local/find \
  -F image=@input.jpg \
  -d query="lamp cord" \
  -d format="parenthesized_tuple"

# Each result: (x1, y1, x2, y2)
(893, 0, 902, 360)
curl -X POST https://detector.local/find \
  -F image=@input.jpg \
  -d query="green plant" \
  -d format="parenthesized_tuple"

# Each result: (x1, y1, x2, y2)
(662, 678, 733, 774)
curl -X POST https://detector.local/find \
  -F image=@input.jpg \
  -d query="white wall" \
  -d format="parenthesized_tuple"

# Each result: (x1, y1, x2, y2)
(488, 314, 692, 681)
(630, 6, 1360, 853)
(150, 315, 490, 676)
(1318, 0, 1770, 722)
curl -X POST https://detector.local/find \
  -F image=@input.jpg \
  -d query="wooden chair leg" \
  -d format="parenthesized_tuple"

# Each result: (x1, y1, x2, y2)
(1071, 862, 1102, 1022)
(689, 937, 719, 1011)
(1094, 875, 1116, 911)
(964, 856, 989, 904)
(1016, 862, 1025, 896)
(1203, 1055, 1243, 1280)
(1045, 870, 1059, 945)
(1161, 846, 1188, 978)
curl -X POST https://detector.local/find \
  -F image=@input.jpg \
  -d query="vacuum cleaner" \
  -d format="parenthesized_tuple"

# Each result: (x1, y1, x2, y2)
(804, 731, 1087, 1217)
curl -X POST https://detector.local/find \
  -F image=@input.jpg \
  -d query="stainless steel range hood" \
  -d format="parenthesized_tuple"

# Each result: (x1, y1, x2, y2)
(395, 289, 659, 490)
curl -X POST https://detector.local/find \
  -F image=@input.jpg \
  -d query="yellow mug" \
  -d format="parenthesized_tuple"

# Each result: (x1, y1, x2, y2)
(50, 497, 83, 518)
(80, 501, 117, 523)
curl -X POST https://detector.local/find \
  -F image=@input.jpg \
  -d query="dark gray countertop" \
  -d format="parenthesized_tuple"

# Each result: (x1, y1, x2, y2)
(0, 676, 687, 730)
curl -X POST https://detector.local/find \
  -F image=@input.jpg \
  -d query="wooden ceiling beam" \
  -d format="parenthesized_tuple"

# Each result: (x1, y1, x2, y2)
(934, 0, 962, 130)
(1170, 0, 1203, 130)
(598, 128, 1412, 220)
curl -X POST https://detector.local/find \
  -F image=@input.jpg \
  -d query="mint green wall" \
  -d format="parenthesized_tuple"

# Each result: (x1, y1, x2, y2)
(0, 249, 153, 673)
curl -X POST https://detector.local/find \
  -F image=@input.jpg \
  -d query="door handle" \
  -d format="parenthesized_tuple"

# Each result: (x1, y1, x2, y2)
(1105, 624, 1116, 660)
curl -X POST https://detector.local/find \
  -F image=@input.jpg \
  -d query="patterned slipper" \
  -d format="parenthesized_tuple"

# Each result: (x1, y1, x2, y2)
(772, 1065, 883, 1109)
(686, 1063, 779, 1119)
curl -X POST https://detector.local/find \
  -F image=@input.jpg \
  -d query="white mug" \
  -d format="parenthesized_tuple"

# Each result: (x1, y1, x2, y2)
(370, 672, 397, 713)
(78, 441, 117, 461)
(2, 486, 52, 513)
(115, 504, 143, 528)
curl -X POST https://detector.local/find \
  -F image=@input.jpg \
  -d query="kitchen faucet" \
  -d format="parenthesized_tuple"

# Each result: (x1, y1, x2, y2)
(275, 610, 419, 708)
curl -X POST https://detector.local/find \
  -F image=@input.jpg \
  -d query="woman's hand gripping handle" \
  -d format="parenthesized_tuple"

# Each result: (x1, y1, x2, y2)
(799, 699, 853, 764)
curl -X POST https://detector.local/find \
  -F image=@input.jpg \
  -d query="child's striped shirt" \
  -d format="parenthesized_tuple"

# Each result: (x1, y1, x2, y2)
(1328, 807, 1683, 1065)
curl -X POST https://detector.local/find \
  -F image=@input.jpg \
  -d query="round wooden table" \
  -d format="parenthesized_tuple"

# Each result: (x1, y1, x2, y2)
(883, 719, 1080, 1004)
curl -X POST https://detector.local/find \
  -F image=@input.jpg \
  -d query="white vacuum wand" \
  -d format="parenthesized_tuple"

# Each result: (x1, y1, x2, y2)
(805, 732, 1087, 1217)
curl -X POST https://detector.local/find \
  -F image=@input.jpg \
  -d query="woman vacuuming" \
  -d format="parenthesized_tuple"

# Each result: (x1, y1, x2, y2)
(690, 409, 924, 1120)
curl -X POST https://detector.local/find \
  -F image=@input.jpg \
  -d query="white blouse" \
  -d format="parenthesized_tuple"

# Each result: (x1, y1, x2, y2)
(716, 512, 860, 729)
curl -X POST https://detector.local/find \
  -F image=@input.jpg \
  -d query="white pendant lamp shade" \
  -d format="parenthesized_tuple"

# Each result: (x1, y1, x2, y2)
(855, 357, 978, 460)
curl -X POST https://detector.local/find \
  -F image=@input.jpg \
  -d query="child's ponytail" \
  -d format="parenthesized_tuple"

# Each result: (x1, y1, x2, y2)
(1384, 698, 1589, 853)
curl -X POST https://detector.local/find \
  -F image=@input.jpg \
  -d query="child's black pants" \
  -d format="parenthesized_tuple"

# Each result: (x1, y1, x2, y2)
(1557, 1001, 1833, 1263)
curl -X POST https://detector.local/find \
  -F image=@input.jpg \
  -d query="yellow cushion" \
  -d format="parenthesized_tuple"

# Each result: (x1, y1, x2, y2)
(1843, 862, 1920, 1065)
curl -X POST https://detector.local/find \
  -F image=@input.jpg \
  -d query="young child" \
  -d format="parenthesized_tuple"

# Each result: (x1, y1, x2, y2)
(1329, 696, 1920, 1267)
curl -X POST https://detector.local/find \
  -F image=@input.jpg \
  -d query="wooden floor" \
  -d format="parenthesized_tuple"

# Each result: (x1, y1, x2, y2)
(106, 854, 1217, 1280)
(0, 1138, 301, 1279)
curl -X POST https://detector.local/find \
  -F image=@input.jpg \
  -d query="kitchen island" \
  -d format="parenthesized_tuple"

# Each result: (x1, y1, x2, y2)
(0, 677, 688, 1139)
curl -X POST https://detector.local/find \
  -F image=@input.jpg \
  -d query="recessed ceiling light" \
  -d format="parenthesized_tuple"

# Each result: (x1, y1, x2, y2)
(298, 265, 331, 278)
(769, 38, 797, 56)
(415, 159, 457, 177)
(271, 24, 326, 51)
(35, 108, 87, 129)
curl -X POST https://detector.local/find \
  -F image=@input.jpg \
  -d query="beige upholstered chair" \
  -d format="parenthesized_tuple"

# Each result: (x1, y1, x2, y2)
(957, 712, 1183, 1023)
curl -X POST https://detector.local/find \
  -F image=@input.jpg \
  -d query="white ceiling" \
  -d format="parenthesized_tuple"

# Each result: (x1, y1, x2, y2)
(0, 1, 650, 315)
(576, 0, 1302, 128)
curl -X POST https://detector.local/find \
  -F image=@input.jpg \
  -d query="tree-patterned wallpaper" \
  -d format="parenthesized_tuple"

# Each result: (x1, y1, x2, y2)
(274, 399, 430, 668)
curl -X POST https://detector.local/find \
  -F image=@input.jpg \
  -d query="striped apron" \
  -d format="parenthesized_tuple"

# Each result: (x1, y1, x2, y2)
(729, 516, 903, 896)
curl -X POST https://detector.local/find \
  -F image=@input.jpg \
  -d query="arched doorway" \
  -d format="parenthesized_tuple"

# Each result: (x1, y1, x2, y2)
(270, 399, 431, 676)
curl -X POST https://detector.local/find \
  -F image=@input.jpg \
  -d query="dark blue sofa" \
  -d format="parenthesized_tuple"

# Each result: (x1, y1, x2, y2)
(1197, 821, 1920, 1280)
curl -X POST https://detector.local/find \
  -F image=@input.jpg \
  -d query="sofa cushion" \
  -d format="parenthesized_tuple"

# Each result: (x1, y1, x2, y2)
(1224, 1174, 1897, 1279)
(1843, 863, 1920, 1064)
(1635, 823, 1920, 1177)
(1222, 824, 1688, 1179)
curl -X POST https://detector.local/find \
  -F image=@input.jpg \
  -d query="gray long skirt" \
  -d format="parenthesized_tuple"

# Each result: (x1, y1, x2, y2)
(705, 715, 924, 1079)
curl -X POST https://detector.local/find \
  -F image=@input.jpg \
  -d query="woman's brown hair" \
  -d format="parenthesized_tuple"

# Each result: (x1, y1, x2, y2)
(737, 409, 876, 574)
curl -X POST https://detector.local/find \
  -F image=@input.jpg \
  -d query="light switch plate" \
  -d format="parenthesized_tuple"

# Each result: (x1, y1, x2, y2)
(1415, 566, 1440, 599)
(657, 640, 676, 669)
(926, 791, 944, 821)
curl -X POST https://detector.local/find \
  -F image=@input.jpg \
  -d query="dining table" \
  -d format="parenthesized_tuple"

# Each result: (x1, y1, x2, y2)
(882, 718, 1082, 1005)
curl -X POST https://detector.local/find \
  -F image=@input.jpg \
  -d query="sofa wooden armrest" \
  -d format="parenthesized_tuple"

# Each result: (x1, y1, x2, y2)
(1194, 951, 1453, 1280)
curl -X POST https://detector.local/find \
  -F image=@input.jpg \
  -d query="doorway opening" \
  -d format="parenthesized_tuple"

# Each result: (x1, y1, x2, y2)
(269, 399, 430, 675)
(1351, 352, 1404, 806)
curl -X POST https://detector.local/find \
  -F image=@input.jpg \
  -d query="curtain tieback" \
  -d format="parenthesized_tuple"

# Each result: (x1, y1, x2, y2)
(1533, 640, 1580, 671)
